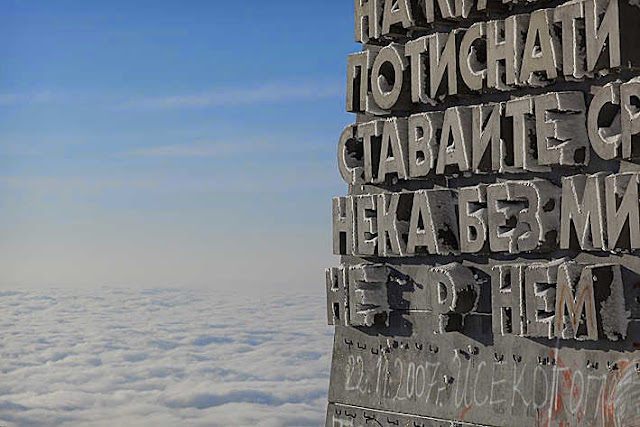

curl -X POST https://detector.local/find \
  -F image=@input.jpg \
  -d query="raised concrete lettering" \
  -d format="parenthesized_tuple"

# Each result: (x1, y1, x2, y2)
(326, 266, 349, 326)
(436, 106, 473, 175)
(560, 173, 607, 250)
(333, 197, 356, 255)
(406, 189, 459, 255)
(408, 112, 443, 177)
(427, 263, 480, 333)
(519, 9, 560, 86)
(487, 179, 560, 253)
(328, 0, 640, 424)
(459, 184, 489, 253)
(371, 43, 408, 111)
(348, 264, 392, 327)
(534, 92, 589, 166)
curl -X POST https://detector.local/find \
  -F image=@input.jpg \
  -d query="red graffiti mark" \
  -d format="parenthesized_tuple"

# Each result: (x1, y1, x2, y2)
(557, 355, 585, 423)
(538, 354, 639, 427)
(538, 351, 585, 427)
(459, 403, 472, 420)
(601, 360, 640, 427)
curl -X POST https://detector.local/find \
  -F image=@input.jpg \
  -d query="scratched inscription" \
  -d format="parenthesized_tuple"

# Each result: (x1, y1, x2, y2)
(329, 327, 640, 426)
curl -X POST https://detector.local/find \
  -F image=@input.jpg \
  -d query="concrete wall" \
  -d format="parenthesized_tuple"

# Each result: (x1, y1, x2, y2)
(326, 0, 640, 425)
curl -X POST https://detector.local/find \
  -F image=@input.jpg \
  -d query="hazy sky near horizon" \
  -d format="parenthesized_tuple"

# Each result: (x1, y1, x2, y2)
(0, 1, 359, 290)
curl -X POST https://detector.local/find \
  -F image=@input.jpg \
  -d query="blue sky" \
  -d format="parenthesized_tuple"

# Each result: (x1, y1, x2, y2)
(0, 1, 359, 290)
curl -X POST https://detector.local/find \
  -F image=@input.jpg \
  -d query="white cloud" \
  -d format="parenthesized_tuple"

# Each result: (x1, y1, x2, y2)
(0, 288, 333, 426)
(0, 175, 158, 191)
(118, 81, 342, 110)
(125, 140, 278, 158)
(0, 91, 59, 106)
(0, 80, 341, 111)
(123, 136, 328, 159)
(0, 93, 20, 105)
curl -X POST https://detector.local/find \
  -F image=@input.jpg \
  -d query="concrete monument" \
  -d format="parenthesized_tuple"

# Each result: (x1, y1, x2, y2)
(326, 0, 640, 425)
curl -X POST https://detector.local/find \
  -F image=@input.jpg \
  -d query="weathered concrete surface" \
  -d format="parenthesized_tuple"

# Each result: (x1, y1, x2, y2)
(327, 0, 640, 425)
(348, 0, 640, 114)
(326, 324, 640, 427)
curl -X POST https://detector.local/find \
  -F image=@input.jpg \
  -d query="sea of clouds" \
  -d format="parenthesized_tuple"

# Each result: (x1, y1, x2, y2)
(0, 288, 334, 426)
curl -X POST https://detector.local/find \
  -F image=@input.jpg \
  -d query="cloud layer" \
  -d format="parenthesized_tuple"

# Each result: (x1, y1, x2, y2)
(0, 288, 333, 426)
(118, 81, 342, 110)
